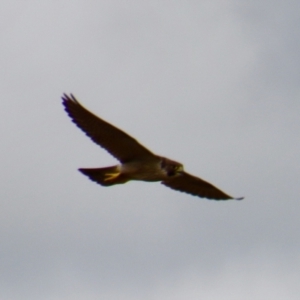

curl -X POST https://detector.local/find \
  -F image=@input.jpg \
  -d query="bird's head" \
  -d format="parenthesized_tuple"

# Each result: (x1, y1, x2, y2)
(160, 157, 184, 177)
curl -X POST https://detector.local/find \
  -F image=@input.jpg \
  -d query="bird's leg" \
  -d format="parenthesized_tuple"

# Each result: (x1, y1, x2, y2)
(104, 172, 120, 181)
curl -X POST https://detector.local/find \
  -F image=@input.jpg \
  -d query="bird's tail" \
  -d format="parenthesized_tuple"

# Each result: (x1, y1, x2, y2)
(78, 166, 128, 186)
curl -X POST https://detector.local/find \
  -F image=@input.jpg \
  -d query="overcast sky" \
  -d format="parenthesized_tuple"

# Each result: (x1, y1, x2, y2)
(1, 1, 300, 299)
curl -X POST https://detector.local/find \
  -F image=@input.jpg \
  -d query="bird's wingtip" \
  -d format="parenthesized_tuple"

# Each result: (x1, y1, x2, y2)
(62, 93, 81, 116)
(61, 93, 78, 103)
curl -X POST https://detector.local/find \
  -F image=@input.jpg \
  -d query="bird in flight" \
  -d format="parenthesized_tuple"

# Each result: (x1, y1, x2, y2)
(62, 94, 243, 201)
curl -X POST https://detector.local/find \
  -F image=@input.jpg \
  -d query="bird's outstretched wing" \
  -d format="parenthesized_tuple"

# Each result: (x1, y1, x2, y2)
(62, 94, 154, 163)
(162, 172, 243, 200)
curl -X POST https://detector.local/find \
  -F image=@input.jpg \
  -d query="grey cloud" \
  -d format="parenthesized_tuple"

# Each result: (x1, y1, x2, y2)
(1, 1, 299, 299)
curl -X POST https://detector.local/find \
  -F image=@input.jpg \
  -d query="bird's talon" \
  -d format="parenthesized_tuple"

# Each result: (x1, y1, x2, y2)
(104, 172, 120, 181)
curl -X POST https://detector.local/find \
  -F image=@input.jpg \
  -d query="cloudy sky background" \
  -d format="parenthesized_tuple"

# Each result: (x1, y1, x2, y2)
(1, 1, 300, 299)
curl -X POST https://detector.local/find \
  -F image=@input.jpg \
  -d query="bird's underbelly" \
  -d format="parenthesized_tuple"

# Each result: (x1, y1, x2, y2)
(121, 161, 166, 182)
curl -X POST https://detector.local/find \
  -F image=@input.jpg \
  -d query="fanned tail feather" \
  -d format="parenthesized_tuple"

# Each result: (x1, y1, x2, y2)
(78, 166, 128, 186)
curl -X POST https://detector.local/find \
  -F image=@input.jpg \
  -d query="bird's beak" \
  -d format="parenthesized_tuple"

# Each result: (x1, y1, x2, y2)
(177, 165, 184, 173)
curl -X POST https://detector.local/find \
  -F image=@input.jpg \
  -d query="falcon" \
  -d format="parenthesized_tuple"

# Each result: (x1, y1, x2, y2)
(62, 94, 243, 200)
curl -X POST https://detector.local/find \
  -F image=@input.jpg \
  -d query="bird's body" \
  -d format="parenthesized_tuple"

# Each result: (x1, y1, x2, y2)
(121, 157, 183, 181)
(79, 157, 182, 185)
(62, 94, 243, 201)
(120, 157, 164, 181)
